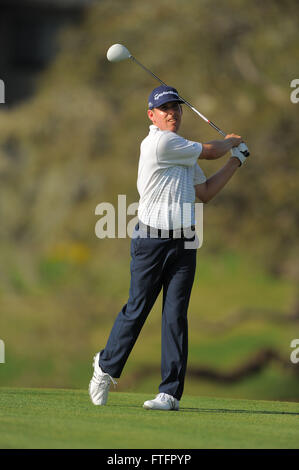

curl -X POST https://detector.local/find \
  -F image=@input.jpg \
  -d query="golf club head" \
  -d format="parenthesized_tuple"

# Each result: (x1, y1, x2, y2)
(107, 44, 131, 62)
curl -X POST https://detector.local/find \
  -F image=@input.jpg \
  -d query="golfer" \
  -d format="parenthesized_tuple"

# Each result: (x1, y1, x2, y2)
(89, 85, 246, 410)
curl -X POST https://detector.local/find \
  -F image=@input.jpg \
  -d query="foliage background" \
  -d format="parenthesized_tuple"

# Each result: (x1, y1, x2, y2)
(0, 0, 298, 401)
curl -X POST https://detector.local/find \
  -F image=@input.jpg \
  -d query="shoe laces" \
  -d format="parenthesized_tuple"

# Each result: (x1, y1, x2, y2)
(156, 393, 174, 404)
(92, 371, 117, 388)
(92, 354, 117, 388)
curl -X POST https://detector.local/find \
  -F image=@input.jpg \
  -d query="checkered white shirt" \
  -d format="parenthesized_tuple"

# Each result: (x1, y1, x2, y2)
(137, 125, 206, 230)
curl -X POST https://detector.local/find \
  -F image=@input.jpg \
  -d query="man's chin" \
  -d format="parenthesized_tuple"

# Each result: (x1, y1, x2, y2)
(168, 122, 180, 133)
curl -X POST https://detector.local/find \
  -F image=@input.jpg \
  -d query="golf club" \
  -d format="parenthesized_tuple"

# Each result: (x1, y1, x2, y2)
(106, 44, 250, 157)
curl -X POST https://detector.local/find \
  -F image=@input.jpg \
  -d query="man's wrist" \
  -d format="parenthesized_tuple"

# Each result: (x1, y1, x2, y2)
(225, 138, 235, 153)
(230, 156, 241, 167)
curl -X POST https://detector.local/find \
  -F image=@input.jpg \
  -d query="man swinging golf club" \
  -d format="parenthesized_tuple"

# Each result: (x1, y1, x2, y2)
(89, 80, 249, 410)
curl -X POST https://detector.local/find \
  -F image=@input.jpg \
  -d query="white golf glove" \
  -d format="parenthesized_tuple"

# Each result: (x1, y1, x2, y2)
(230, 142, 250, 166)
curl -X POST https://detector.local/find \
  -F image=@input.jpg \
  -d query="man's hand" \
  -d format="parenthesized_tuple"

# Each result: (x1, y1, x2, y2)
(230, 145, 249, 166)
(224, 133, 243, 148)
(226, 134, 250, 164)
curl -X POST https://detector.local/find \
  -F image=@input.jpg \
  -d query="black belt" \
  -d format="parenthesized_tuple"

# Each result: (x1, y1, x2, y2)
(138, 222, 196, 239)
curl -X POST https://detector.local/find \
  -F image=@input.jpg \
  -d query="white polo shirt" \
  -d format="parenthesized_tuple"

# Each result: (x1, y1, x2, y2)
(137, 125, 206, 230)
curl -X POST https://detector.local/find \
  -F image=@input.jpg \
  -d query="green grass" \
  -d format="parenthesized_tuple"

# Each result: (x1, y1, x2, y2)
(0, 249, 298, 402)
(0, 388, 298, 449)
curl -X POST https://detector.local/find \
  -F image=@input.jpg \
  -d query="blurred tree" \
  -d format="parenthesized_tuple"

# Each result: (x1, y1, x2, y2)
(0, 0, 298, 283)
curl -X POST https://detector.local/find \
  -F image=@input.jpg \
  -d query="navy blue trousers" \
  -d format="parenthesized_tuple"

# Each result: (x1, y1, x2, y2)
(99, 224, 197, 400)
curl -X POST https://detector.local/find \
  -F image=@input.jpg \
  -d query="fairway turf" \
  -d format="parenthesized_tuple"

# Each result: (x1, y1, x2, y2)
(0, 387, 298, 449)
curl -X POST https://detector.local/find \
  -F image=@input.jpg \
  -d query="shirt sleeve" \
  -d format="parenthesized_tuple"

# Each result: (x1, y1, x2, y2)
(193, 163, 207, 185)
(156, 131, 202, 167)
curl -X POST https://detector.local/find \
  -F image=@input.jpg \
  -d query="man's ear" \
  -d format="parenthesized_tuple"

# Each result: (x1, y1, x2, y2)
(147, 109, 154, 122)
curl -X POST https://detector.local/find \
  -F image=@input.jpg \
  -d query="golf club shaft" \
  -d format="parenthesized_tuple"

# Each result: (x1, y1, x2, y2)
(130, 55, 227, 137)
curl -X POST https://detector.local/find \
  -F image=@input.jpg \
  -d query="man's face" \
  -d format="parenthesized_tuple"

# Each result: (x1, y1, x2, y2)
(147, 101, 182, 133)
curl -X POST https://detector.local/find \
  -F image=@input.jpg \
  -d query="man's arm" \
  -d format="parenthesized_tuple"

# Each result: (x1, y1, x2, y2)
(199, 134, 242, 160)
(195, 157, 240, 203)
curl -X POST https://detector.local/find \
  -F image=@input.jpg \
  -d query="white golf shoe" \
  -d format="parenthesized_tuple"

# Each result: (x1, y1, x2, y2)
(143, 393, 179, 411)
(88, 352, 117, 405)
